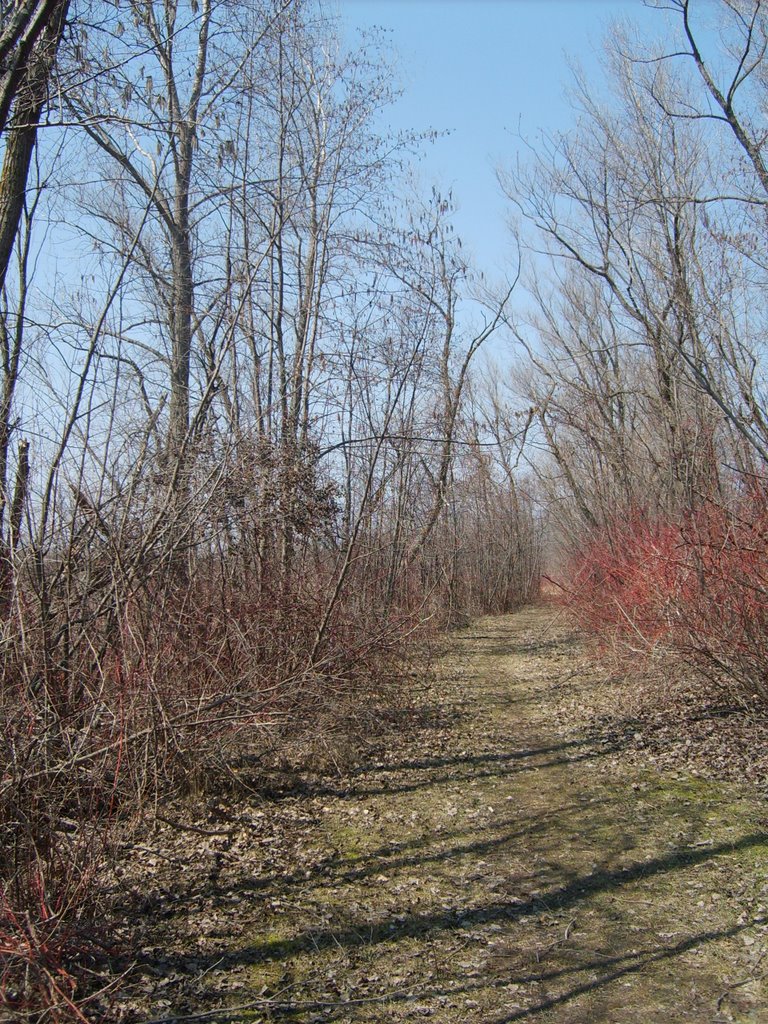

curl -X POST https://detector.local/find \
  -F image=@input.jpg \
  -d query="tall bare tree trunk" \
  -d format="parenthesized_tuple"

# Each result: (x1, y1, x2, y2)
(0, 0, 68, 295)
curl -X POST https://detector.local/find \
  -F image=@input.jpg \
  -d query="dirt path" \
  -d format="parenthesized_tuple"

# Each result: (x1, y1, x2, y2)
(131, 606, 768, 1024)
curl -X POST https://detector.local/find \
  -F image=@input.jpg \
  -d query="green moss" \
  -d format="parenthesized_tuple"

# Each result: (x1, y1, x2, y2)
(321, 822, 370, 862)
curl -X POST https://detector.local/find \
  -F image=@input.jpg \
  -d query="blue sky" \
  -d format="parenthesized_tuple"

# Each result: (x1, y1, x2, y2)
(338, 0, 665, 280)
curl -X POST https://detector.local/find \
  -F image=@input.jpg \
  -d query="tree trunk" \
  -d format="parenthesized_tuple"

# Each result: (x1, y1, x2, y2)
(0, 0, 69, 295)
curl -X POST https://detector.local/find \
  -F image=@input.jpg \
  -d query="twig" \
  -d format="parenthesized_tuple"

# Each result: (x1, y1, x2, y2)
(141, 986, 426, 1023)
(154, 815, 233, 838)
(716, 951, 766, 1012)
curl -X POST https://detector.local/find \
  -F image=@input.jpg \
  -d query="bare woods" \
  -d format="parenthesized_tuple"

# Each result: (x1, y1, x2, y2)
(508, 4, 768, 707)
(0, 0, 539, 1016)
(7, 0, 768, 1017)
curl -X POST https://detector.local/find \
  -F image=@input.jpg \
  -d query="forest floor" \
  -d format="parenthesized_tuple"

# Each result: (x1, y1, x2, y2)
(109, 605, 768, 1023)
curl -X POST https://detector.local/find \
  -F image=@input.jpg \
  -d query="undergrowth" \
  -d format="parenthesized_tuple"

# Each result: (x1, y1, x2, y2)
(560, 488, 768, 708)
(0, 564, 422, 1021)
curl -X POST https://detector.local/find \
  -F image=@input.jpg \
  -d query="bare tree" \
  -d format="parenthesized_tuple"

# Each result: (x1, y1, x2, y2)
(63, 0, 293, 486)
(502, 21, 768, 551)
(0, 0, 68, 295)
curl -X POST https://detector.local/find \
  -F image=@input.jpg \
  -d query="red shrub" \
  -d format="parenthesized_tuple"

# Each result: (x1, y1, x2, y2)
(562, 508, 689, 650)
(0, 860, 105, 1023)
(1, 558, 423, 1021)
(560, 490, 768, 704)
(676, 490, 768, 700)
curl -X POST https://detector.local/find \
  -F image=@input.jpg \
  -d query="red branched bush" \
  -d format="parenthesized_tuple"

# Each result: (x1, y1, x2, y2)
(560, 488, 768, 704)
(562, 508, 689, 649)
(0, 861, 105, 1023)
(676, 490, 768, 701)
(1, 554, 423, 1021)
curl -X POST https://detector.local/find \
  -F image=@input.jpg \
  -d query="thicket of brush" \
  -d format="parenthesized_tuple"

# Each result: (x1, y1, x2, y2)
(0, 2, 541, 1016)
(561, 492, 768, 707)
